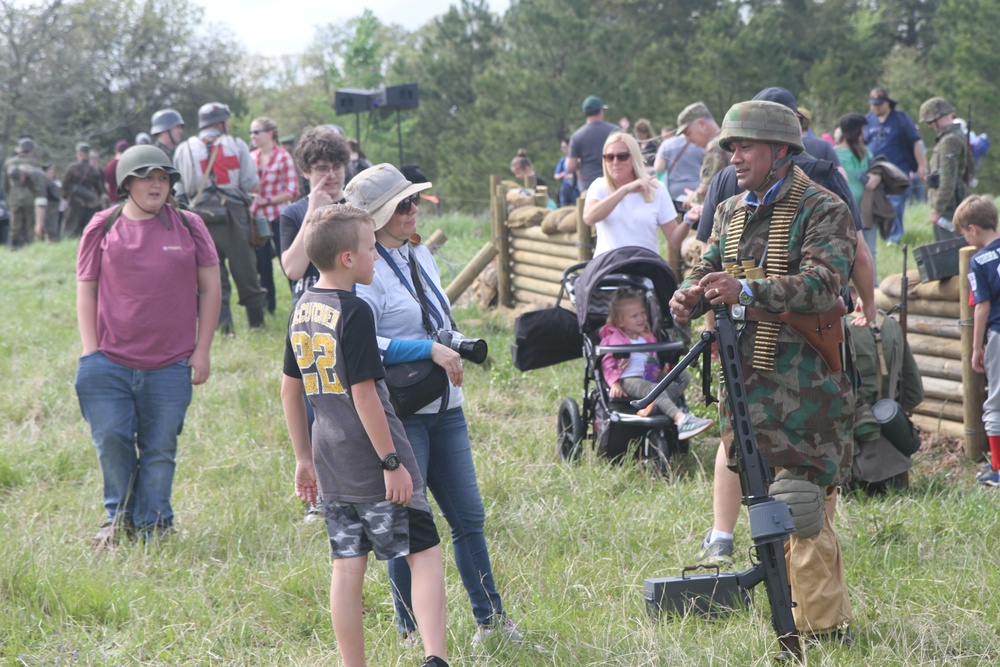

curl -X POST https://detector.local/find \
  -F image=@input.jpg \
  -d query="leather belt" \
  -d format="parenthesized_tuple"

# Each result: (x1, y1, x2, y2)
(743, 307, 783, 324)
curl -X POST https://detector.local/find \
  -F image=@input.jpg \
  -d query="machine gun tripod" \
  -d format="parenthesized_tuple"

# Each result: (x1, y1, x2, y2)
(637, 304, 801, 662)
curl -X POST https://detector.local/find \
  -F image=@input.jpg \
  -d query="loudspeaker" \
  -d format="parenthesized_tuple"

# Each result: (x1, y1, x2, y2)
(385, 83, 419, 110)
(335, 89, 375, 116)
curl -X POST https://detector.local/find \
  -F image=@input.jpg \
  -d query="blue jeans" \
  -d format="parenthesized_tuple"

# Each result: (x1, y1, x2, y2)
(74, 351, 192, 534)
(388, 406, 505, 632)
(887, 192, 907, 243)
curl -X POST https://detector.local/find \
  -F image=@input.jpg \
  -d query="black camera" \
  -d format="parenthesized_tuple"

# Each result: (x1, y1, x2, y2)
(435, 330, 488, 364)
(926, 172, 941, 189)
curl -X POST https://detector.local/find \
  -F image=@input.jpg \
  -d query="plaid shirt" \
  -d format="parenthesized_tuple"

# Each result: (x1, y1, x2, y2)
(251, 145, 299, 220)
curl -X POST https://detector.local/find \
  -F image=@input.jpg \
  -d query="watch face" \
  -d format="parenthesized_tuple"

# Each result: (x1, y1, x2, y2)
(381, 453, 401, 470)
(739, 289, 754, 306)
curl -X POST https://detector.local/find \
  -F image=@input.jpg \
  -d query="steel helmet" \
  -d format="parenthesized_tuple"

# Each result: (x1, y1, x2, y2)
(718, 100, 804, 154)
(116, 145, 180, 196)
(151, 108, 184, 135)
(198, 102, 231, 129)
(16, 137, 36, 154)
(919, 97, 955, 124)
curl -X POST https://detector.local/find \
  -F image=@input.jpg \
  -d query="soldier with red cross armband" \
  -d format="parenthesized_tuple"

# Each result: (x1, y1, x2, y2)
(174, 102, 267, 335)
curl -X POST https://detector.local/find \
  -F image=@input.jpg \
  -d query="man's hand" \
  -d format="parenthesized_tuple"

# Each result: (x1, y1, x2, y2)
(384, 467, 414, 506)
(698, 271, 741, 307)
(669, 286, 704, 324)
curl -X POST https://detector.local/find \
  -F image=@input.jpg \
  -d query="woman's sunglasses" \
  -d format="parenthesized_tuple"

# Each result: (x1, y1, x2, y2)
(396, 193, 421, 214)
(603, 151, 631, 163)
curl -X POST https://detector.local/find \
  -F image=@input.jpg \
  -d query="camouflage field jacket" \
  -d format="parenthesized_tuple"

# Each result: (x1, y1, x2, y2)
(682, 165, 857, 485)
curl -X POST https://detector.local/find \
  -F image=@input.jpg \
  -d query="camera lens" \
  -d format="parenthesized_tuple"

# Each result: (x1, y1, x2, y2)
(459, 339, 488, 365)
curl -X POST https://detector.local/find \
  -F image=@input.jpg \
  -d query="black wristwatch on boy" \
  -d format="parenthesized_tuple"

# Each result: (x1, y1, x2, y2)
(380, 452, 401, 471)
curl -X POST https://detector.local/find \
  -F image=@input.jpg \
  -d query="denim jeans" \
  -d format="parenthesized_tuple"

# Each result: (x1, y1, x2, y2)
(388, 406, 505, 632)
(74, 351, 192, 534)
(887, 192, 907, 243)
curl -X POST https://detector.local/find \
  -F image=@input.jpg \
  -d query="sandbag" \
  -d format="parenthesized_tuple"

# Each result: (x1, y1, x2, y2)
(541, 206, 576, 234)
(507, 205, 548, 228)
(506, 187, 535, 212)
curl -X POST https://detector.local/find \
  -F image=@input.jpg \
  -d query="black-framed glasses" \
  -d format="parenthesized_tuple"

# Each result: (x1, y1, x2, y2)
(603, 151, 631, 163)
(395, 193, 421, 214)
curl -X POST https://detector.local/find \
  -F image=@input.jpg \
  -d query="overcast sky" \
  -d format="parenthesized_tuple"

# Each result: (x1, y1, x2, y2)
(195, 0, 511, 58)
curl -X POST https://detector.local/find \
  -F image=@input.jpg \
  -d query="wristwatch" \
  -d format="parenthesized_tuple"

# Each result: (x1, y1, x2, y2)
(738, 280, 755, 307)
(380, 452, 401, 471)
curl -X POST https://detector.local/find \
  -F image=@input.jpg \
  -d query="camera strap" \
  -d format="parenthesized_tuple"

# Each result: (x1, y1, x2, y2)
(377, 243, 453, 335)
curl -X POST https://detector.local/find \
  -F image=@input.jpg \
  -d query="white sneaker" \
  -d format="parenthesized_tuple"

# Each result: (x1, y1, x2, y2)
(471, 617, 522, 645)
(677, 413, 714, 441)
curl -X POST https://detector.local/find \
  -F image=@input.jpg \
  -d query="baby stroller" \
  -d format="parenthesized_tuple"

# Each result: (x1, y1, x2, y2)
(557, 246, 688, 474)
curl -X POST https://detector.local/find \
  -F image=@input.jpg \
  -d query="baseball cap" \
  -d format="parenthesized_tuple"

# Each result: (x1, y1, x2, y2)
(676, 102, 712, 134)
(582, 95, 607, 116)
(868, 87, 897, 107)
(752, 87, 799, 114)
(115, 139, 129, 152)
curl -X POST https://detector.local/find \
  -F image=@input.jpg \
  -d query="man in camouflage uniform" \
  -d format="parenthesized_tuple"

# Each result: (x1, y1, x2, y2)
(62, 142, 105, 238)
(670, 100, 856, 639)
(919, 96, 970, 242)
(2, 138, 47, 249)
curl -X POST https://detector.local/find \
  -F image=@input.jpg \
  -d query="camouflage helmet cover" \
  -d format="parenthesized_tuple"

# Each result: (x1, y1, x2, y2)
(718, 100, 804, 154)
(919, 97, 955, 124)
(116, 145, 180, 196)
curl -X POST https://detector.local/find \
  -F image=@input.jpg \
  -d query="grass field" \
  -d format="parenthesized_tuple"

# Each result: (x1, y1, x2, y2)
(1, 208, 998, 666)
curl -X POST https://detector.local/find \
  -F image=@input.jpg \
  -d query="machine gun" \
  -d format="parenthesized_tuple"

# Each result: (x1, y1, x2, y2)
(636, 303, 801, 661)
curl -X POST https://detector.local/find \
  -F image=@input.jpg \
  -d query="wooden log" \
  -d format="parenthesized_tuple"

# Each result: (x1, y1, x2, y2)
(921, 376, 964, 402)
(509, 249, 577, 272)
(906, 313, 960, 339)
(445, 242, 497, 304)
(914, 353, 963, 381)
(423, 229, 447, 254)
(494, 183, 513, 307)
(512, 275, 562, 299)
(907, 332, 963, 360)
(509, 237, 580, 260)
(512, 289, 561, 308)
(910, 413, 965, 438)
(511, 262, 565, 285)
(510, 226, 578, 245)
(576, 197, 593, 262)
(874, 291, 960, 318)
(959, 245, 988, 459)
(913, 398, 965, 423)
(534, 185, 549, 207)
(879, 270, 960, 301)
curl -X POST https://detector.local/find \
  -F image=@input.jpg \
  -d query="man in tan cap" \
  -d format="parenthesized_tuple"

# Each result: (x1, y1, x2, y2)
(655, 102, 718, 210)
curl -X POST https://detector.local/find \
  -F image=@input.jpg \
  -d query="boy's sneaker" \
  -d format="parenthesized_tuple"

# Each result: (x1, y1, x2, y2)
(677, 413, 714, 441)
(471, 617, 522, 645)
(976, 464, 999, 487)
(697, 530, 734, 564)
(304, 503, 323, 522)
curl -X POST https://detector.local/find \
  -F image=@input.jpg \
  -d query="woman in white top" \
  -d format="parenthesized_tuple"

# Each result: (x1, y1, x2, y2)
(583, 131, 687, 256)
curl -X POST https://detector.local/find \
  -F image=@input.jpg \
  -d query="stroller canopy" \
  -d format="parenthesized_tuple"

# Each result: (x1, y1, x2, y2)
(573, 246, 679, 330)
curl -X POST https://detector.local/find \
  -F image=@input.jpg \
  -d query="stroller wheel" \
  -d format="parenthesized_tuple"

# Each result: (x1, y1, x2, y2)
(557, 397, 584, 464)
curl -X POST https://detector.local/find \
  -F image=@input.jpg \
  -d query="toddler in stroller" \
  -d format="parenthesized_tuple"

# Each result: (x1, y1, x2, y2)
(600, 288, 713, 440)
(557, 246, 714, 473)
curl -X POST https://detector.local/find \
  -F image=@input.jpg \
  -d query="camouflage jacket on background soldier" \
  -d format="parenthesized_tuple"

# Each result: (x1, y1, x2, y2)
(689, 131, 729, 207)
(2, 154, 46, 209)
(681, 164, 857, 485)
(61, 159, 104, 210)
(928, 122, 969, 219)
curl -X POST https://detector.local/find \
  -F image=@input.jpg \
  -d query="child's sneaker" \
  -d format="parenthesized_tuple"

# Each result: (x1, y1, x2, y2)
(304, 503, 323, 522)
(976, 464, 999, 487)
(471, 617, 522, 645)
(677, 413, 714, 441)
(420, 656, 449, 667)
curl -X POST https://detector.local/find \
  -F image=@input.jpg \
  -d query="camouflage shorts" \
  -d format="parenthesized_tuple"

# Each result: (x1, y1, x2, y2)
(322, 499, 438, 561)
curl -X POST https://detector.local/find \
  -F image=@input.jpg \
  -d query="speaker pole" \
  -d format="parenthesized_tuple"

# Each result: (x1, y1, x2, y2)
(396, 108, 403, 167)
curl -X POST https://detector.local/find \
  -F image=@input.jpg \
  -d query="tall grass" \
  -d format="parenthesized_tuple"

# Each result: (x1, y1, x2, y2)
(0, 214, 998, 666)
